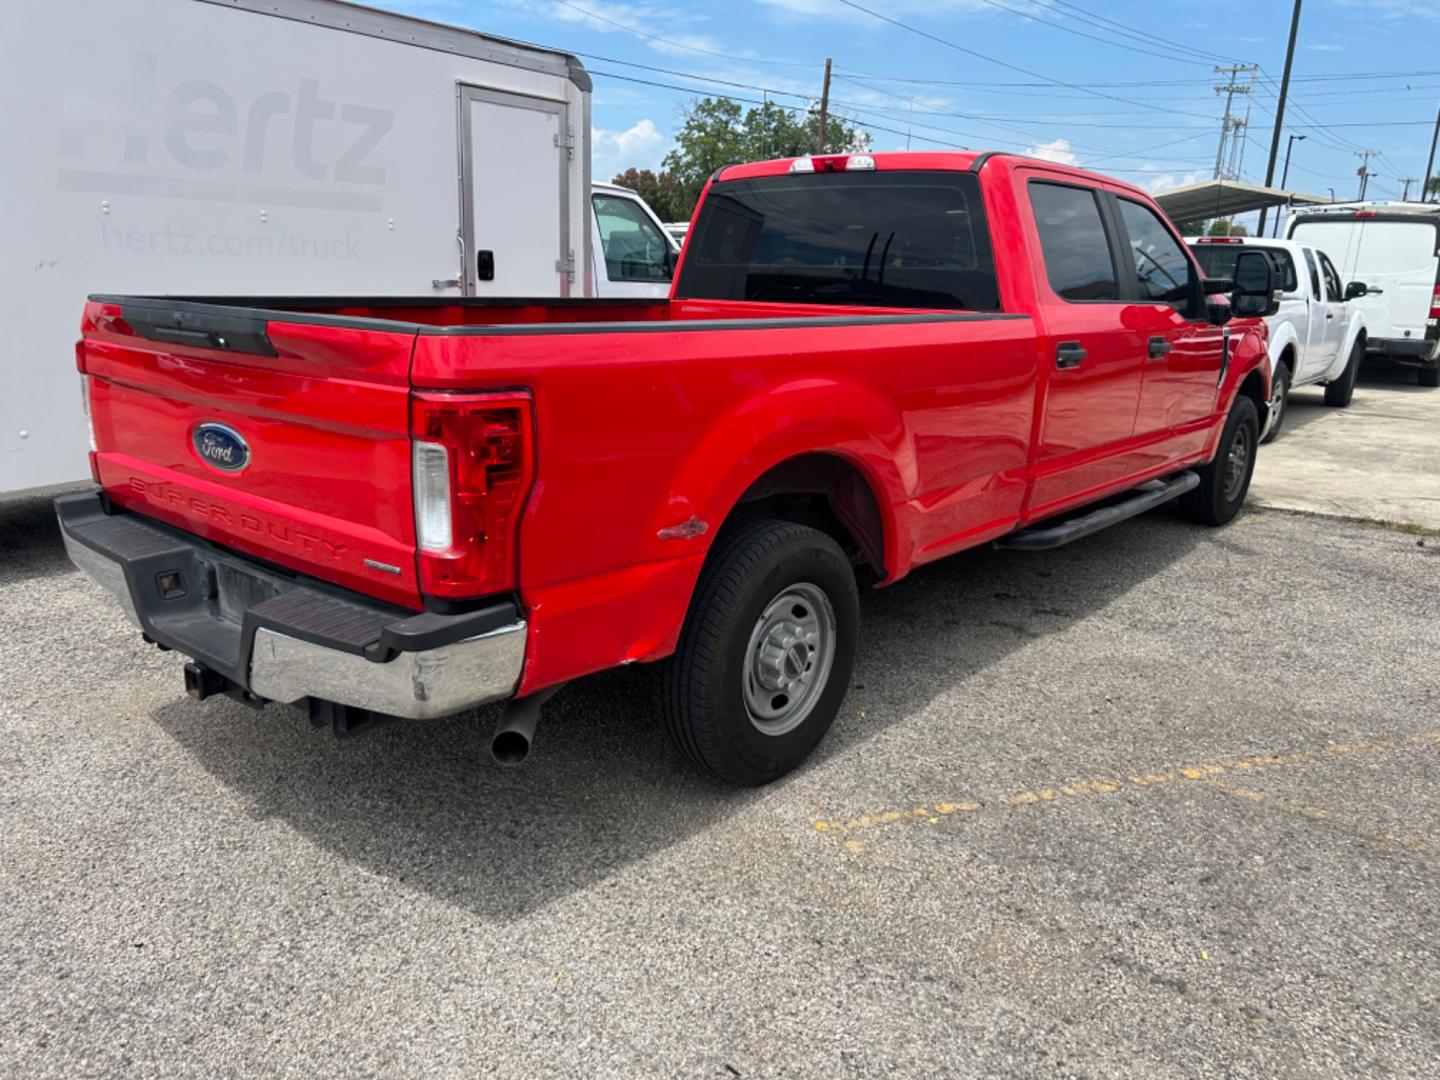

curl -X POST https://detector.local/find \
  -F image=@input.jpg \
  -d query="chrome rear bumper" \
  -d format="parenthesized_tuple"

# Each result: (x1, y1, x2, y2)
(56, 493, 525, 720)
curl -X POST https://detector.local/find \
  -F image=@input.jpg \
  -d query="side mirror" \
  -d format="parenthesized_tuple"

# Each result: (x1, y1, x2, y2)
(1344, 280, 1368, 300)
(1202, 276, 1235, 295)
(1231, 249, 1281, 318)
(1206, 297, 1233, 326)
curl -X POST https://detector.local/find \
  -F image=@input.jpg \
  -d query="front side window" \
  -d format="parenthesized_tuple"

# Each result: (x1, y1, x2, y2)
(1117, 199, 1192, 307)
(674, 171, 1000, 310)
(593, 193, 673, 282)
(1318, 251, 1343, 302)
(1028, 182, 1119, 302)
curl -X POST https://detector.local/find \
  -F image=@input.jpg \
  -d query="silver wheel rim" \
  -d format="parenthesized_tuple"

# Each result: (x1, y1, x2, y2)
(742, 582, 836, 737)
(1270, 375, 1286, 427)
(1224, 422, 1252, 501)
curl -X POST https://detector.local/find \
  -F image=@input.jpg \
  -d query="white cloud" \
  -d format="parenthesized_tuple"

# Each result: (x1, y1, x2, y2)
(548, 0, 733, 57)
(1024, 138, 1079, 166)
(591, 118, 667, 181)
(1145, 170, 1204, 195)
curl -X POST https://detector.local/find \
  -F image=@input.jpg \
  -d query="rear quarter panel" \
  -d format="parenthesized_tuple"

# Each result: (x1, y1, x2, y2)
(410, 311, 1039, 692)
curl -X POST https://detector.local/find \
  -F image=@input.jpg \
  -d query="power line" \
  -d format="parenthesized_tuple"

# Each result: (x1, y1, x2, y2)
(964, 0, 1220, 67)
(551, 0, 815, 68)
(831, 0, 1218, 118)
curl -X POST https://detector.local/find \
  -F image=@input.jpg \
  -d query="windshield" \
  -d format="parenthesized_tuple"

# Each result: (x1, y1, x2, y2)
(674, 171, 1001, 310)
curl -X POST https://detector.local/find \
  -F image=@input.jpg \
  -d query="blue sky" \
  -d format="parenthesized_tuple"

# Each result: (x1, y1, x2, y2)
(393, 0, 1440, 208)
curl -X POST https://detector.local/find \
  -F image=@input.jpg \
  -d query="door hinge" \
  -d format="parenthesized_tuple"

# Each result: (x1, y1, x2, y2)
(555, 251, 575, 282)
(554, 126, 576, 159)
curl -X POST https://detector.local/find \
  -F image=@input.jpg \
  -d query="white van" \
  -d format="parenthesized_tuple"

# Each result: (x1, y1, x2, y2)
(3, 0, 593, 497)
(1286, 203, 1440, 386)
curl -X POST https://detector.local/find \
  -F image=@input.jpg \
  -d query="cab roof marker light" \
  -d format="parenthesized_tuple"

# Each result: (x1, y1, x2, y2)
(789, 157, 815, 174)
(845, 155, 876, 171)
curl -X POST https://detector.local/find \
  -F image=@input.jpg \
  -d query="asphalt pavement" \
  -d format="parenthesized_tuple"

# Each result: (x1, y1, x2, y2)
(3, 386, 1438, 1077)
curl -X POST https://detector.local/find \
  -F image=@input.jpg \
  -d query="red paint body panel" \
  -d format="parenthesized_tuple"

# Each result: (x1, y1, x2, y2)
(77, 153, 1270, 698)
(82, 306, 423, 608)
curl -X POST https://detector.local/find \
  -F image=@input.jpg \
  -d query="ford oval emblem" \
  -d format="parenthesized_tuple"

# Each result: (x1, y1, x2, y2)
(193, 423, 250, 472)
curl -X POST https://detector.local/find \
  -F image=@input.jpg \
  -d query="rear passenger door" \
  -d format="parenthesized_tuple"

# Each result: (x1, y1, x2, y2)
(1023, 178, 1144, 512)
(1111, 195, 1226, 464)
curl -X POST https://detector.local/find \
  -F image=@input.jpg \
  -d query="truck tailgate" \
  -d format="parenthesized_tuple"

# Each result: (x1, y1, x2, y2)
(80, 299, 422, 608)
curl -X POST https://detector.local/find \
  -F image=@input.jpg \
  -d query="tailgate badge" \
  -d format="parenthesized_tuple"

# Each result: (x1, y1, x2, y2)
(193, 423, 250, 472)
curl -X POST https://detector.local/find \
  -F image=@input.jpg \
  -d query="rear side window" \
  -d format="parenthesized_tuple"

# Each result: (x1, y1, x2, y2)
(1028, 182, 1119, 301)
(1116, 199, 1192, 306)
(1191, 244, 1299, 293)
(674, 171, 1000, 310)
(1302, 248, 1322, 298)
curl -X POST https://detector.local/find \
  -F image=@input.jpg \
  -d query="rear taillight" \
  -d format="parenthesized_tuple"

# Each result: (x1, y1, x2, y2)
(1430, 285, 1440, 320)
(410, 391, 535, 599)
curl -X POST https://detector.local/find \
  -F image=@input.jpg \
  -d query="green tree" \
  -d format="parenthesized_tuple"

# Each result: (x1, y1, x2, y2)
(627, 97, 869, 222)
(609, 167, 686, 222)
(1426, 173, 1439, 200)
(1207, 219, 1249, 237)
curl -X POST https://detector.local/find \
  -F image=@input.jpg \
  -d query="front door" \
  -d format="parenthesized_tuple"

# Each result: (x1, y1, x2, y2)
(1111, 195, 1226, 466)
(459, 87, 570, 297)
(1023, 177, 1144, 514)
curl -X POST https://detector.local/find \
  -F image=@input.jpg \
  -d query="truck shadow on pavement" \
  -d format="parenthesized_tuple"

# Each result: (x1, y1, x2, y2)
(141, 511, 1208, 924)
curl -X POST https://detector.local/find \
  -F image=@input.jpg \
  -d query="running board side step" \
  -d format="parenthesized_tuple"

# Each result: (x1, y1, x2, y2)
(996, 471, 1200, 551)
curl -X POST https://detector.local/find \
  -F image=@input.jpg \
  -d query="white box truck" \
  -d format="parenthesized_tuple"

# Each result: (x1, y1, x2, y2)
(1287, 203, 1440, 386)
(3, 0, 594, 497)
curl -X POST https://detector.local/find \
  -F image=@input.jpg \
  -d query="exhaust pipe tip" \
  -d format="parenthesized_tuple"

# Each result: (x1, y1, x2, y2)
(491, 729, 531, 767)
(489, 683, 564, 768)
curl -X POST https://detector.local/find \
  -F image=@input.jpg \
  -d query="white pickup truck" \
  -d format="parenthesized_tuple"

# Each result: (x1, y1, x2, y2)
(1190, 237, 1367, 441)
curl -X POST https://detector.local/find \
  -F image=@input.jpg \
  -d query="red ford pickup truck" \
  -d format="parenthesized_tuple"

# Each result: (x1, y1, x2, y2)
(59, 151, 1278, 785)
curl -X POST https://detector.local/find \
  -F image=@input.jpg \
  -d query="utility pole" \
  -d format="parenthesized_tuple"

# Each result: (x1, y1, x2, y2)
(1399, 177, 1419, 202)
(1425, 103, 1439, 202)
(1354, 149, 1381, 200)
(1213, 64, 1257, 181)
(1257, 0, 1302, 237)
(1273, 133, 1306, 237)
(816, 58, 832, 155)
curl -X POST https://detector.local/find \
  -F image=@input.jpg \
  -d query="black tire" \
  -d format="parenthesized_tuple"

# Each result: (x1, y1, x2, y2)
(657, 519, 859, 786)
(1262, 359, 1290, 444)
(1420, 366, 1440, 388)
(1324, 338, 1363, 407)
(1180, 395, 1259, 527)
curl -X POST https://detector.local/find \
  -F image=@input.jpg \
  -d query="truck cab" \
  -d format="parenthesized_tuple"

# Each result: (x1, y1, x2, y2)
(1190, 236, 1368, 439)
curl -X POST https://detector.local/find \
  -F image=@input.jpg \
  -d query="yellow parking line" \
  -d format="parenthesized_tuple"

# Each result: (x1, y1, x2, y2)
(811, 733, 1440, 847)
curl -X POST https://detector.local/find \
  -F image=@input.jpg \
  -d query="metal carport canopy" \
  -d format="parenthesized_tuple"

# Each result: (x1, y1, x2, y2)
(1152, 180, 1330, 223)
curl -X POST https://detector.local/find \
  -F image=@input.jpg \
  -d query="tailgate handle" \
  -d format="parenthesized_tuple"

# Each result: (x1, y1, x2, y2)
(1148, 336, 1172, 360)
(120, 303, 277, 358)
(477, 250, 495, 282)
(1055, 342, 1086, 369)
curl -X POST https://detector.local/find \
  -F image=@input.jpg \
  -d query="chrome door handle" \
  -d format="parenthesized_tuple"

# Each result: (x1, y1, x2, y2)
(1148, 336, 1172, 360)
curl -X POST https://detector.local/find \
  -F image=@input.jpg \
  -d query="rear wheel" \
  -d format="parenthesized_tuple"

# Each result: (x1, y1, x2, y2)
(1262, 359, 1290, 444)
(1324, 338, 1363, 407)
(1420, 365, 1440, 388)
(1180, 396, 1258, 527)
(657, 519, 859, 786)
